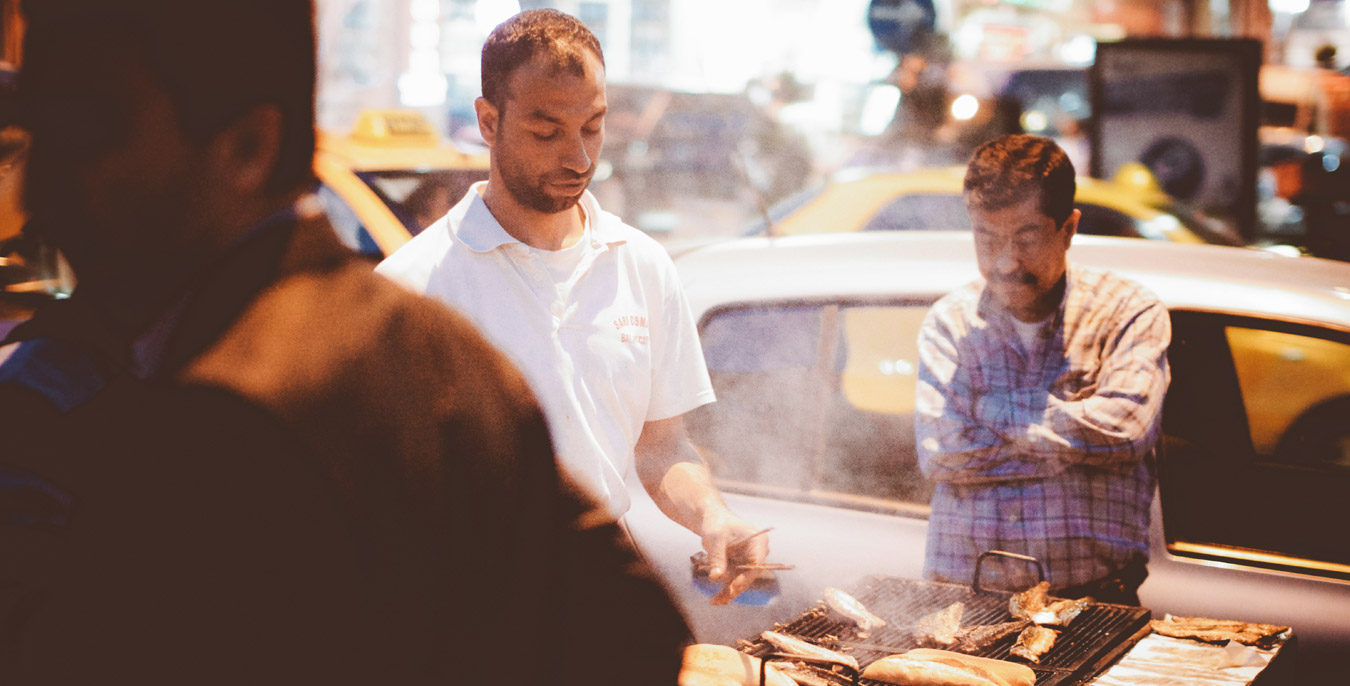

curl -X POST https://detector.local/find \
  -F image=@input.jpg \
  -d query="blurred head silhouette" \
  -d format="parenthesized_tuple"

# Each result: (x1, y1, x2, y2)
(19, 0, 316, 303)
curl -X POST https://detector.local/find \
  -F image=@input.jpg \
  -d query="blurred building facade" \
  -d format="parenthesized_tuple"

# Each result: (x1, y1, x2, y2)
(309, 0, 1348, 246)
(312, 0, 1330, 136)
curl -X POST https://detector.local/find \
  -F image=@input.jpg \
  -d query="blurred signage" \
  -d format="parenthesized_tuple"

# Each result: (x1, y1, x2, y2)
(1002, 0, 1073, 11)
(978, 24, 1030, 62)
(1090, 39, 1262, 240)
(1322, 74, 1350, 140)
(868, 0, 937, 55)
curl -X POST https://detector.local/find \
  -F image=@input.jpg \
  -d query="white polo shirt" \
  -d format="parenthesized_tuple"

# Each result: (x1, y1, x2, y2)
(375, 183, 715, 517)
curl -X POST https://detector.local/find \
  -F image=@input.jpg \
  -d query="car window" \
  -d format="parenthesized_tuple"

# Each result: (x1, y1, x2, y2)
(1226, 326, 1350, 468)
(861, 194, 971, 232)
(315, 183, 382, 257)
(1075, 203, 1142, 238)
(687, 300, 934, 511)
(741, 183, 824, 236)
(356, 168, 488, 237)
(1161, 310, 1350, 579)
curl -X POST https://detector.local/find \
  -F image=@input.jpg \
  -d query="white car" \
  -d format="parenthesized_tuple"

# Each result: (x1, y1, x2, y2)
(626, 232, 1350, 683)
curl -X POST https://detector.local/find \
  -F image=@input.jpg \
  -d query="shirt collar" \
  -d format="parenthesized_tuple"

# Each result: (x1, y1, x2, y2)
(453, 181, 626, 253)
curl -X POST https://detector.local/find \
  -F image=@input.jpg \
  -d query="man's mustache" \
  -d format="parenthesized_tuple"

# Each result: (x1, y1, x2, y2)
(992, 272, 1038, 286)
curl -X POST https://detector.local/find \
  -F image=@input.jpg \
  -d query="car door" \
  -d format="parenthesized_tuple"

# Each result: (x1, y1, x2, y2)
(1147, 308, 1350, 681)
(1161, 309, 1350, 577)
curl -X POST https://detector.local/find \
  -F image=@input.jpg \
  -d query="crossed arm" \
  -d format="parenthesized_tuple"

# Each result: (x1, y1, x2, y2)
(915, 302, 1171, 484)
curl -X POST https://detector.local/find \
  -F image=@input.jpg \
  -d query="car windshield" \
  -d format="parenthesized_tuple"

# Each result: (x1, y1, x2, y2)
(1158, 200, 1245, 246)
(740, 183, 824, 236)
(862, 193, 972, 231)
(356, 168, 488, 237)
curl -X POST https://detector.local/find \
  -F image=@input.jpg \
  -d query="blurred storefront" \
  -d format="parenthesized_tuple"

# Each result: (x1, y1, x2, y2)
(312, 0, 1306, 151)
(305, 0, 1349, 247)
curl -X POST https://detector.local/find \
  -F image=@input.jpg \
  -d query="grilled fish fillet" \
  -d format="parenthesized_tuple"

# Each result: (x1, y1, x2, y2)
(1150, 615, 1290, 648)
(759, 631, 860, 671)
(1042, 597, 1091, 626)
(824, 587, 886, 633)
(952, 619, 1031, 652)
(1010, 581, 1092, 626)
(1009, 625, 1058, 663)
(914, 601, 965, 647)
(1008, 582, 1050, 622)
(773, 661, 849, 686)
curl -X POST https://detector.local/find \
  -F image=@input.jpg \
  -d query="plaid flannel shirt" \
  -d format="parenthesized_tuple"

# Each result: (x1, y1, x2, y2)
(915, 264, 1170, 590)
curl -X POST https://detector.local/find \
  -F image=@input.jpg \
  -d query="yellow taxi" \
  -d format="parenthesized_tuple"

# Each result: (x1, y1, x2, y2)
(747, 164, 1245, 246)
(314, 110, 489, 258)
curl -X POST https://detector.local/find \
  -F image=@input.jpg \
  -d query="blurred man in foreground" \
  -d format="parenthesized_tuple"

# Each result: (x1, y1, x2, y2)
(915, 134, 1170, 604)
(377, 9, 769, 604)
(0, 1, 688, 683)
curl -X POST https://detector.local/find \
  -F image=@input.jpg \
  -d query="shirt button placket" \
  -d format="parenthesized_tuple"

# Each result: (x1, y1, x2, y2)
(1001, 489, 1021, 526)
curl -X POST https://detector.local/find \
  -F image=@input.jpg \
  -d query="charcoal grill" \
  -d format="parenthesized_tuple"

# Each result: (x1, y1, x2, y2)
(743, 554, 1152, 686)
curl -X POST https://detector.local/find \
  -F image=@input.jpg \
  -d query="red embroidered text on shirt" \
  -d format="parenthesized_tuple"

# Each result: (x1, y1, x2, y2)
(613, 314, 650, 344)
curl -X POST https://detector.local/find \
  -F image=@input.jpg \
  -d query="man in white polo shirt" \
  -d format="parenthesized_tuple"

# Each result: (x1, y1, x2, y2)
(377, 9, 768, 604)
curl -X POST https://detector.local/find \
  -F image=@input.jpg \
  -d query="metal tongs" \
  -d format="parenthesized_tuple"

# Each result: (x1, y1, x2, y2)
(690, 553, 797, 575)
(689, 527, 795, 576)
(690, 527, 793, 605)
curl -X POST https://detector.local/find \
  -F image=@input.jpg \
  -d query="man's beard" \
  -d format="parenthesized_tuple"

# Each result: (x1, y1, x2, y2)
(499, 162, 596, 214)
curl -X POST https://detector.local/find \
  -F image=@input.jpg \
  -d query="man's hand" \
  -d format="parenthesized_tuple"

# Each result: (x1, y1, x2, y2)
(635, 415, 771, 604)
(700, 511, 770, 605)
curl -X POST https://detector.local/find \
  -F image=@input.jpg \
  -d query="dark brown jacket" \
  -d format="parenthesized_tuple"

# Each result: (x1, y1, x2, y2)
(2, 211, 689, 685)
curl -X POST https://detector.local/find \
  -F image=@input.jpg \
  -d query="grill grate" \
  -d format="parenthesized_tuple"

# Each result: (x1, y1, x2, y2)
(741, 575, 1151, 686)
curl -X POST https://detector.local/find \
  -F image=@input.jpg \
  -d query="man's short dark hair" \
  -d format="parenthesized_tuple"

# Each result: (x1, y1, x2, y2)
(22, 0, 317, 195)
(963, 134, 1076, 227)
(480, 9, 604, 112)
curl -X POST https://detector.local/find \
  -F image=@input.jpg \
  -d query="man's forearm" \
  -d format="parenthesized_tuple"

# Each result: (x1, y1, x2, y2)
(650, 459, 727, 535)
(918, 430, 1066, 483)
(1033, 391, 1164, 467)
(634, 414, 729, 536)
(637, 417, 769, 602)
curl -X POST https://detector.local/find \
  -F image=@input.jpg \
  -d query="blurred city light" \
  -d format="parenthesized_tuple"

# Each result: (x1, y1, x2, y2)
(1269, 0, 1310, 15)
(1021, 109, 1048, 132)
(475, 0, 521, 35)
(1059, 34, 1097, 65)
(399, 0, 447, 106)
(951, 94, 979, 121)
(860, 84, 901, 136)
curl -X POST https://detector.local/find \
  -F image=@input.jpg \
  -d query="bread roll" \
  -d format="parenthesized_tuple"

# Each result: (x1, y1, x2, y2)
(861, 655, 1000, 686)
(679, 644, 795, 686)
(901, 649, 1036, 686)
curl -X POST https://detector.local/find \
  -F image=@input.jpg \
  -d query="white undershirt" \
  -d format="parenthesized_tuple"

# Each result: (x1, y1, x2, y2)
(1011, 315, 1051, 353)
(523, 210, 592, 306)
(529, 225, 590, 283)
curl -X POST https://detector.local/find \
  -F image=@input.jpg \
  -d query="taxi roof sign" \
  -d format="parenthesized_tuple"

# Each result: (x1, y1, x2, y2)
(350, 109, 440, 147)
